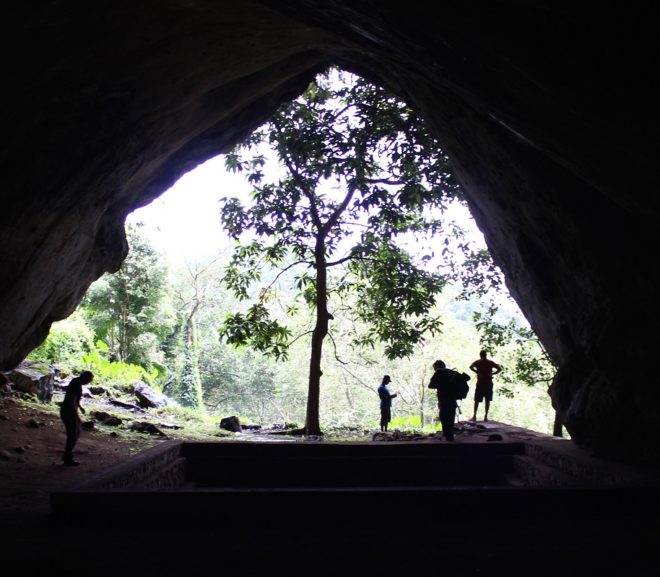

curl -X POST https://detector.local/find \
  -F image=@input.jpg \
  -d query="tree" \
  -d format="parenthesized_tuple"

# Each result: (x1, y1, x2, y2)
(167, 258, 233, 411)
(83, 223, 172, 369)
(219, 70, 463, 435)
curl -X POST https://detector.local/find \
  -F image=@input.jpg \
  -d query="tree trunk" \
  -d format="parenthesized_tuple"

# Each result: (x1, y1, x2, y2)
(182, 314, 205, 412)
(305, 240, 328, 435)
(419, 365, 427, 426)
(119, 307, 128, 363)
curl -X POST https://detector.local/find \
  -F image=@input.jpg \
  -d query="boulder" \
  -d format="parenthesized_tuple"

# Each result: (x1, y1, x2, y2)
(109, 398, 144, 412)
(129, 421, 167, 436)
(91, 411, 123, 426)
(134, 381, 170, 409)
(220, 416, 242, 433)
(5, 360, 56, 402)
(241, 424, 262, 431)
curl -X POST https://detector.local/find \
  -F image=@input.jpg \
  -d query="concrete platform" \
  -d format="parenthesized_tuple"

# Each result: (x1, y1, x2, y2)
(19, 427, 660, 574)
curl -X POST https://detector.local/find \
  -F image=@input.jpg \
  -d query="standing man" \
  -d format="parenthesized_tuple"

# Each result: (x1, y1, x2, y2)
(469, 350, 502, 422)
(60, 371, 94, 466)
(428, 360, 458, 442)
(377, 375, 397, 432)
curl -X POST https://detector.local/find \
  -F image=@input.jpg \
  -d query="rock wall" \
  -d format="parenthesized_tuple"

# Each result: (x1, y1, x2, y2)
(1, 2, 657, 461)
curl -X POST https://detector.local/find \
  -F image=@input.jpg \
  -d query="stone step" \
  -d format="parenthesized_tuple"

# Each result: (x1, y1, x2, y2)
(187, 454, 516, 487)
(51, 484, 660, 525)
(181, 440, 527, 457)
(524, 439, 660, 486)
(511, 454, 582, 486)
(139, 456, 187, 489)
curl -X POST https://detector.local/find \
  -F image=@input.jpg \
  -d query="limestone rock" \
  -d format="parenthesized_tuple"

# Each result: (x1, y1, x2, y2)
(134, 382, 170, 409)
(91, 411, 123, 427)
(129, 421, 167, 437)
(5, 361, 56, 403)
(220, 416, 242, 433)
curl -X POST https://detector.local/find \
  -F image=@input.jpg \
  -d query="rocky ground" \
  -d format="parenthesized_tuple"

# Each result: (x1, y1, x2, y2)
(0, 382, 555, 528)
(0, 394, 164, 524)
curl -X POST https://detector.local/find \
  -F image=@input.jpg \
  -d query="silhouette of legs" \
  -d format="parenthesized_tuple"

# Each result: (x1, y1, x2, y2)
(62, 418, 81, 465)
(439, 401, 456, 441)
(380, 407, 391, 432)
(471, 400, 479, 421)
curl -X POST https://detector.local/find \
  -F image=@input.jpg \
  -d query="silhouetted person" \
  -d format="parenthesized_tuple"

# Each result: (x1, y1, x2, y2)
(469, 350, 501, 421)
(428, 360, 458, 441)
(377, 375, 397, 432)
(60, 371, 93, 466)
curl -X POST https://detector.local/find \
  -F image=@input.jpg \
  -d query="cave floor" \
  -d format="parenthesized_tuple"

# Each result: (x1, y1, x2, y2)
(2, 399, 659, 576)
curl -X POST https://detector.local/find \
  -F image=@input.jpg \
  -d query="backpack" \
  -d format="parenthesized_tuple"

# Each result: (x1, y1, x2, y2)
(449, 369, 470, 400)
(429, 368, 470, 400)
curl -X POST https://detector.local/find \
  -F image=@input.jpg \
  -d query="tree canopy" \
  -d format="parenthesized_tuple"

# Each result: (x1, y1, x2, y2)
(83, 223, 172, 368)
(219, 70, 464, 434)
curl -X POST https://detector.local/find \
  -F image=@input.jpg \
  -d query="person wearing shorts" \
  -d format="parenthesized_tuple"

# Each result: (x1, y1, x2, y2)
(469, 350, 501, 422)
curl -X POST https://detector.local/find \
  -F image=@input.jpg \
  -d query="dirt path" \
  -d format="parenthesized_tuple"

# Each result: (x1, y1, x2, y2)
(0, 396, 162, 524)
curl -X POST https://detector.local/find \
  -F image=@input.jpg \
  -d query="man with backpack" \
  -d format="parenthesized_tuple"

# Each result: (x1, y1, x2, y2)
(428, 360, 469, 442)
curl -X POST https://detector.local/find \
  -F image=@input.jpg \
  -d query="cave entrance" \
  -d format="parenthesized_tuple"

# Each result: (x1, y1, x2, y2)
(84, 68, 557, 437)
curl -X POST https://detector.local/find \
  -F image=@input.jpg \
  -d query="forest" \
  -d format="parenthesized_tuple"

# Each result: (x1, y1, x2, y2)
(28, 70, 558, 436)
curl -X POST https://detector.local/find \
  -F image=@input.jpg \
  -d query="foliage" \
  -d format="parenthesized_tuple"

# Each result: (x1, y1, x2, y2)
(440, 202, 558, 419)
(28, 310, 95, 366)
(176, 319, 205, 411)
(83, 222, 173, 369)
(387, 414, 423, 430)
(219, 69, 463, 433)
(74, 342, 161, 390)
(473, 300, 556, 393)
(165, 258, 234, 411)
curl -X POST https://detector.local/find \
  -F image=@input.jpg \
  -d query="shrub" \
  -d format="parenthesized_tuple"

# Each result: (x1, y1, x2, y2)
(28, 311, 94, 366)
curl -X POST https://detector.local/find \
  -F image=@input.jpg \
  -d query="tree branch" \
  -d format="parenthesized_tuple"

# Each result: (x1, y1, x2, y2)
(363, 177, 406, 186)
(336, 363, 381, 394)
(322, 184, 357, 237)
(326, 253, 357, 267)
(272, 118, 323, 230)
(287, 330, 314, 347)
(262, 259, 313, 293)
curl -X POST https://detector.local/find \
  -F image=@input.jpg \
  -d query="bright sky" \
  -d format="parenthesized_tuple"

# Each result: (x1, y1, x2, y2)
(127, 155, 241, 264)
(126, 153, 528, 324)
(127, 153, 487, 268)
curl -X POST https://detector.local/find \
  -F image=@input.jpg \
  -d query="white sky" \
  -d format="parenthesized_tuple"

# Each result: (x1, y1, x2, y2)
(127, 68, 489, 267)
(127, 155, 240, 264)
(126, 153, 528, 324)
(127, 153, 487, 267)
